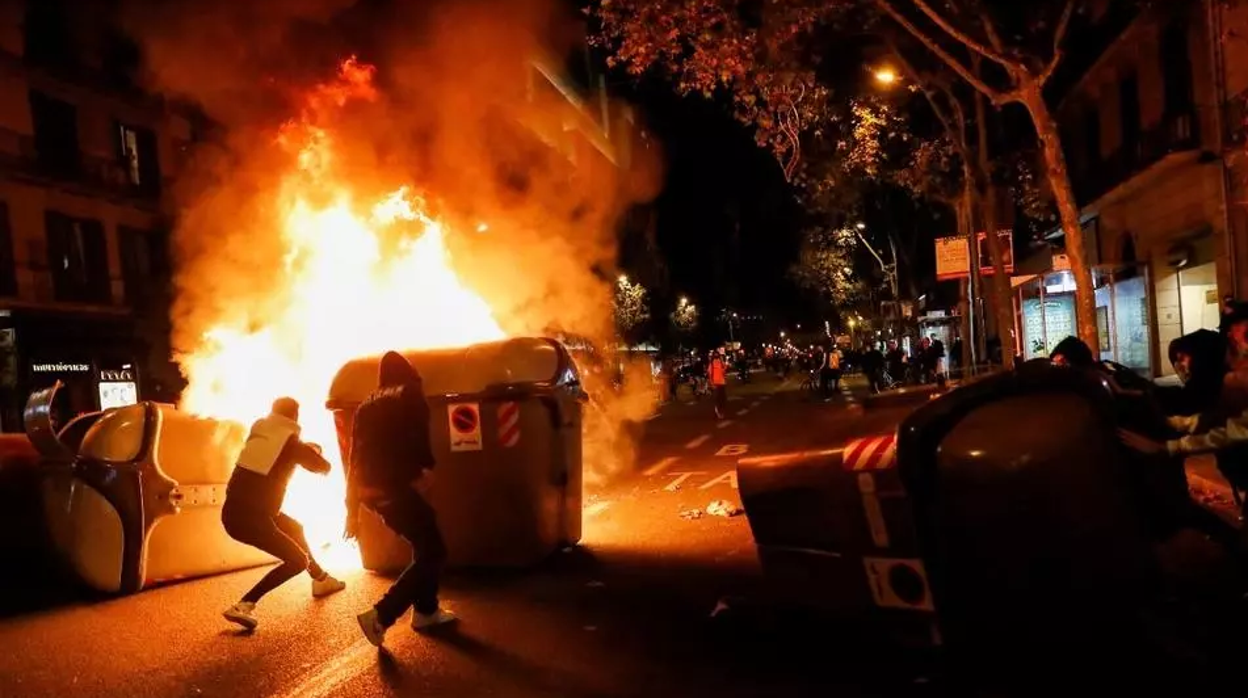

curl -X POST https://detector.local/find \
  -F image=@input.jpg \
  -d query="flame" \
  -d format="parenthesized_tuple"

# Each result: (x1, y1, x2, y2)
(178, 58, 505, 568)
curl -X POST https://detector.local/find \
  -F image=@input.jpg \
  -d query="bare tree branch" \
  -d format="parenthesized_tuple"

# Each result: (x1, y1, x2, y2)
(887, 38, 967, 157)
(908, 0, 1013, 68)
(1040, 0, 1077, 85)
(874, 0, 1005, 102)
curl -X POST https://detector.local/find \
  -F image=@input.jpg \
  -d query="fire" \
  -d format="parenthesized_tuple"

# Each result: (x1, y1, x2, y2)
(178, 58, 504, 568)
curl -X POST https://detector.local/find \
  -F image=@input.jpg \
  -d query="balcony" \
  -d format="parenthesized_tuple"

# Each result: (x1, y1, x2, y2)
(1072, 110, 1201, 205)
(0, 126, 164, 210)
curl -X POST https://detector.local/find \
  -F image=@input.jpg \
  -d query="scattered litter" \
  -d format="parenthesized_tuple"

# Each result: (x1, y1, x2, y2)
(706, 499, 742, 517)
(583, 625, 597, 631)
(679, 508, 704, 520)
(913, 676, 929, 685)
(586, 580, 606, 588)
(709, 598, 731, 618)
(561, 547, 574, 553)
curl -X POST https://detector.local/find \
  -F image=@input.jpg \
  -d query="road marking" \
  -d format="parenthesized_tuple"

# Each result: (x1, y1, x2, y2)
(665, 472, 705, 491)
(715, 444, 749, 457)
(717, 420, 733, 429)
(750, 400, 761, 408)
(584, 501, 611, 518)
(700, 470, 738, 490)
(735, 408, 749, 416)
(685, 434, 711, 449)
(643, 456, 680, 476)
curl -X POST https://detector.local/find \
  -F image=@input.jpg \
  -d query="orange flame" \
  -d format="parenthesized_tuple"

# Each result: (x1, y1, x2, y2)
(178, 59, 505, 568)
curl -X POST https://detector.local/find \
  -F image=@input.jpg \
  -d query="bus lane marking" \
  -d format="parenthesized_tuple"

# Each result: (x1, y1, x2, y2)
(643, 456, 680, 476)
(685, 434, 711, 449)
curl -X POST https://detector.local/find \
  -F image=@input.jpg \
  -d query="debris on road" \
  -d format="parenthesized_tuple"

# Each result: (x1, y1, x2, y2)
(679, 508, 704, 520)
(706, 499, 742, 517)
(586, 580, 606, 588)
(709, 598, 731, 618)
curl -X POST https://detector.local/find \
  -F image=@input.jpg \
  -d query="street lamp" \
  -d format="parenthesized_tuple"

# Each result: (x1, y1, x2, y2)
(856, 222, 867, 230)
(679, 296, 688, 306)
(873, 67, 899, 86)
(618, 274, 628, 285)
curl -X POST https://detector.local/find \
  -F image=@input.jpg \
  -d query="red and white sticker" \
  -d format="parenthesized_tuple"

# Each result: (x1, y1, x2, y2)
(498, 401, 520, 448)
(448, 403, 482, 452)
(843, 434, 897, 471)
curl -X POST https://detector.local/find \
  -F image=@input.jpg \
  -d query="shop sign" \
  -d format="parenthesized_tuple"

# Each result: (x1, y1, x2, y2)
(32, 362, 90, 373)
(935, 230, 1015, 280)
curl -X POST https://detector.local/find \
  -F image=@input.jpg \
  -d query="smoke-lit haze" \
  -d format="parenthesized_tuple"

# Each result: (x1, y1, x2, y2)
(122, 0, 664, 487)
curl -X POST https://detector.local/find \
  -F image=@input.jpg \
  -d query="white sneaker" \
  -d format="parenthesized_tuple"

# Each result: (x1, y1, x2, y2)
(357, 608, 388, 647)
(223, 601, 257, 630)
(312, 574, 346, 598)
(412, 608, 457, 632)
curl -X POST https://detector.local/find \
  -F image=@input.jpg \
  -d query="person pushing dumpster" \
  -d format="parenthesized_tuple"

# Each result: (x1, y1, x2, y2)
(346, 351, 456, 647)
(221, 397, 346, 631)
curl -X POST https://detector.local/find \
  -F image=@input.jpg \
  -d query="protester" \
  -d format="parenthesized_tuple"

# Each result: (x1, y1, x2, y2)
(708, 349, 729, 419)
(221, 397, 346, 631)
(348, 352, 456, 647)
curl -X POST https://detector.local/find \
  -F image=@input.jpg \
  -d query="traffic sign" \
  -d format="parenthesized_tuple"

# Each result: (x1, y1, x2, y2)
(448, 403, 482, 451)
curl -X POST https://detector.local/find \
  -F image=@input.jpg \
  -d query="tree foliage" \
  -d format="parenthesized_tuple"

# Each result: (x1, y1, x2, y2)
(789, 224, 869, 307)
(613, 275, 650, 338)
(670, 297, 699, 333)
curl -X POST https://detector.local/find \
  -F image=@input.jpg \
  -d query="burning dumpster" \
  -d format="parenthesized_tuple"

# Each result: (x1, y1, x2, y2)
(326, 336, 585, 571)
(737, 361, 1189, 654)
(26, 383, 272, 594)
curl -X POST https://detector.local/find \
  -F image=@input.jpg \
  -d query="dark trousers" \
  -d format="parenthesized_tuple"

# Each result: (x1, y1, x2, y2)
(223, 508, 325, 603)
(712, 385, 728, 415)
(370, 489, 447, 624)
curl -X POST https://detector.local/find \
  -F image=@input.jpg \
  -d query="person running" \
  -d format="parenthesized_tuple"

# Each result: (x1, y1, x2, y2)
(348, 352, 456, 647)
(708, 349, 729, 419)
(221, 397, 346, 631)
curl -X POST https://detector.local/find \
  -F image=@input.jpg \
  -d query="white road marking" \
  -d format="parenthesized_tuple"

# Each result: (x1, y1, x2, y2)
(715, 444, 750, 457)
(643, 456, 680, 476)
(584, 501, 611, 518)
(665, 472, 704, 491)
(717, 420, 733, 429)
(700, 470, 739, 490)
(735, 408, 749, 416)
(750, 400, 761, 408)
(685, 434, 711, 449)
(270, 644, 374, 698)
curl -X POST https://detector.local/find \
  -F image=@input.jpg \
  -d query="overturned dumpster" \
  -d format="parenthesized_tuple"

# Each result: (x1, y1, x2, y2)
(738, 360, 1190, 656)
(26, 383, 271, 594)
(327, 337, 586, 572)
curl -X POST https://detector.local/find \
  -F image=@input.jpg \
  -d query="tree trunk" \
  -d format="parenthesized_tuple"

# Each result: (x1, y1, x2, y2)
(956, 188, 975, 371)
(975, 90, 1016, 369)
(1019, 83, 1099, 349)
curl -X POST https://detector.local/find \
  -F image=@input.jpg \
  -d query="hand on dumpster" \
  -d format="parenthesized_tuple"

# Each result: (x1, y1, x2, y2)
(1118, 428, 1165, 456)
(343, 509, 359, 541)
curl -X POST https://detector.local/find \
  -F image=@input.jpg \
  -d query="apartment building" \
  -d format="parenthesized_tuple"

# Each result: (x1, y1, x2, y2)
(1021, 0, 1238, 376)
(0, 1, 195, 430)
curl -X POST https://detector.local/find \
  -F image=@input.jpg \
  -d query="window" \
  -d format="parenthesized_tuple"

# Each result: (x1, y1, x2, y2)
(115, 122, 161, 195)
(1082, 105, 1101, 167)
(22, 0, 74, 69)
(1119, 74, 1141, 158)
(1160, 18, 1194, 117)
(44, 211, 110, 304)
(28, 90, 80, 177)
(0, 203, 15, 297)
(117, 226, 169, 307)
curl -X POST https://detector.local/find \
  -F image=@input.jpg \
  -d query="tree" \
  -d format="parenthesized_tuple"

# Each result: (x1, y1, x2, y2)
(614, 274, 650, 341)
(790, 224, 869, 308)
(670, 296, 699, 334)
(595, 0, 1102, 348)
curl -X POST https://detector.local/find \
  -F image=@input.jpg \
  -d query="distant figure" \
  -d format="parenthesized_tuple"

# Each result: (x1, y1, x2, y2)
(708, 350, 729, 419)
(1049, 336, 1095, 368)
(221, 397, 345, 631)
(348, 352, 456, 647)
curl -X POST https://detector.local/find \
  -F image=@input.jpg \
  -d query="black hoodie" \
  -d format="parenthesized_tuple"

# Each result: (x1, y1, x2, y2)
(349, 351, 436, 498)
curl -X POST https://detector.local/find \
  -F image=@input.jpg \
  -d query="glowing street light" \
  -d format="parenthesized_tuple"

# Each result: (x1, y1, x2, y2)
(856, 222, 867, 230)
(618, 274, 628, 285)
(873, 67, 898, 86)
(679, 296, 689, 306)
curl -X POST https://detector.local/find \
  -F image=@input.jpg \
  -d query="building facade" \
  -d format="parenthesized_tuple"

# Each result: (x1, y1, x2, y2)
(1025, 0, 1243, 377)
(0, 2, 192, 430)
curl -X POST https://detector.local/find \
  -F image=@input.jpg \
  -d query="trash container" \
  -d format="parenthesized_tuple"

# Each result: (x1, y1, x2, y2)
(326, 337, 585, 572)
(26, 383, 271, 594)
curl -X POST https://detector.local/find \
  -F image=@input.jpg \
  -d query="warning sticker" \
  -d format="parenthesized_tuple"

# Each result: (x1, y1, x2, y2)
(448, 403, 482, 452)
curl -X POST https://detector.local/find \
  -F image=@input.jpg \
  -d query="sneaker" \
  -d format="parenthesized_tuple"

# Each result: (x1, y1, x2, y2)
(223, 601, 258, 631)
(412, 608, 457, 632)
(312, 574, 346, 598)
(357, 608, 388, 647)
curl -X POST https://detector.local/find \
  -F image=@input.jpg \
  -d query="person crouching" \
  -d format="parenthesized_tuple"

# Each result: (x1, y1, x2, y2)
(221, 397, 346, 630)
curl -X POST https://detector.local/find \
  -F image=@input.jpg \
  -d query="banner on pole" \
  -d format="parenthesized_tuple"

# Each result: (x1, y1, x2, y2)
(935, 230, 1015, 281)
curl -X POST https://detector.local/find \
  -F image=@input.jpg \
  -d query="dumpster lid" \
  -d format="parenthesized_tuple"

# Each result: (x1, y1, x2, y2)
(327, 337, 577, 408)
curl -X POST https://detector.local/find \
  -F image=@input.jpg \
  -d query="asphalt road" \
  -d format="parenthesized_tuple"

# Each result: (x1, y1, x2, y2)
(0, 374, 928, 698)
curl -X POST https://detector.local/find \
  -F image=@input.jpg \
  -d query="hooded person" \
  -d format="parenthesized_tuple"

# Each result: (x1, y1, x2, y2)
(1161, 329, 1226, 417)
(347, 351, 455, 647)
(221, 397, 345, 631)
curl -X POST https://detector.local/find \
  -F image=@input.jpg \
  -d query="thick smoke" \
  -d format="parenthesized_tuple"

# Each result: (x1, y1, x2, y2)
(123, 0, 663, 484)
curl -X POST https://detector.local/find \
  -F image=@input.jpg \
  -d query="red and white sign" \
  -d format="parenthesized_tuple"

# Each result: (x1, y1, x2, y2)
(842, 434, 897, 471)
(497, 401, 520, 448)
(448, 403, 482, 452)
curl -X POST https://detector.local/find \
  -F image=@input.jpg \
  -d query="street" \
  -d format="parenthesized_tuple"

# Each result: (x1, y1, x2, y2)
(0, 374, 931, 698)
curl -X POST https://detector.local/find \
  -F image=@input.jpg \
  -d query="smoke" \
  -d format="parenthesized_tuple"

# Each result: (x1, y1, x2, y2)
(122, 0, 664, 483)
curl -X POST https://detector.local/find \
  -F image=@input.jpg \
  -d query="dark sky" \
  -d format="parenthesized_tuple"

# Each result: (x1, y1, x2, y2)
(624, 78, 814, 334)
